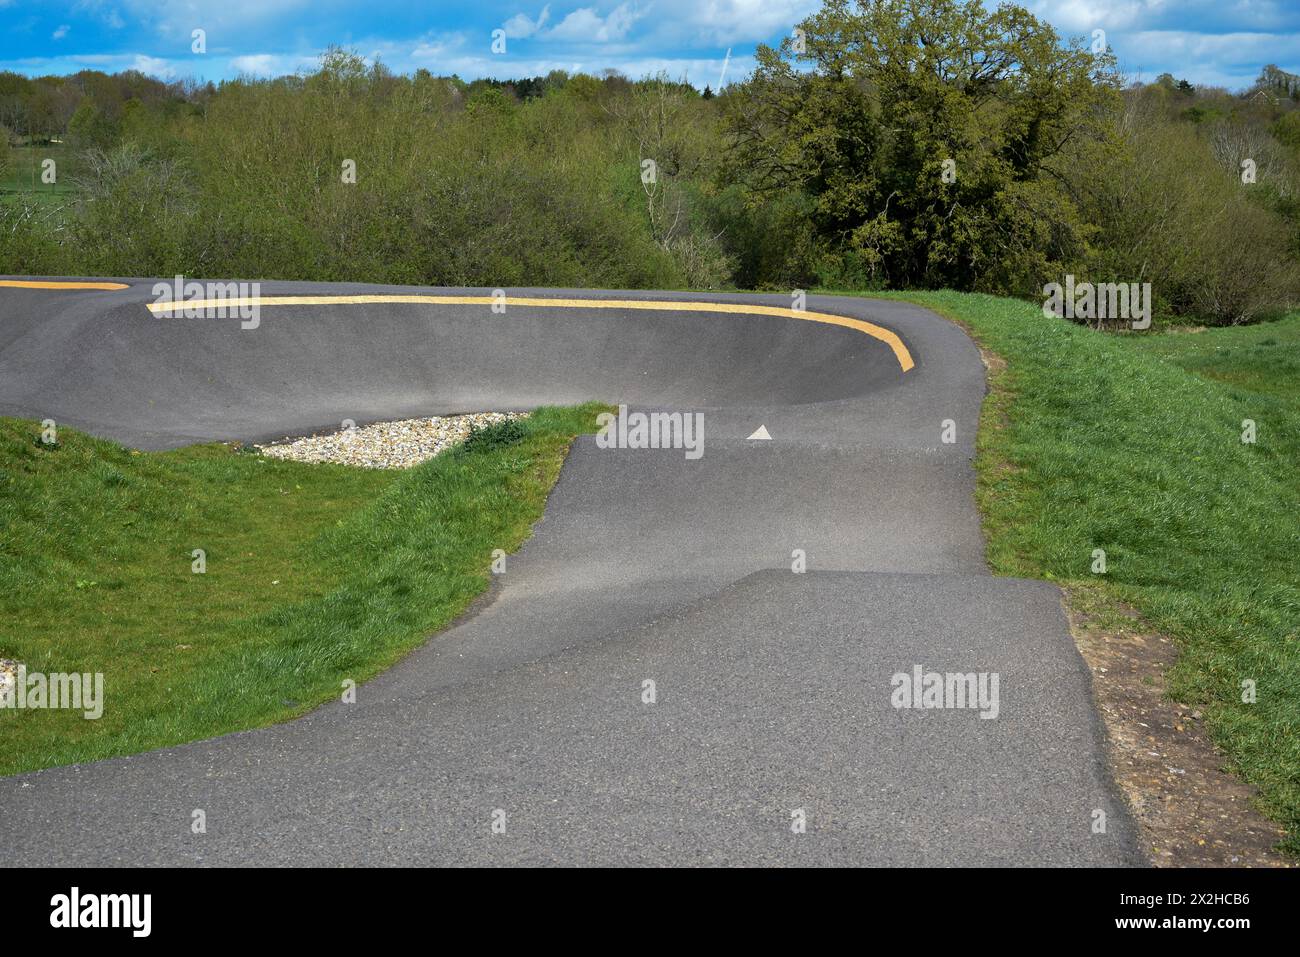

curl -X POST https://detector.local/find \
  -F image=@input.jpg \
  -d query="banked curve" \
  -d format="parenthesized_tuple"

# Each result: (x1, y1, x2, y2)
(145, 293, 916, 372)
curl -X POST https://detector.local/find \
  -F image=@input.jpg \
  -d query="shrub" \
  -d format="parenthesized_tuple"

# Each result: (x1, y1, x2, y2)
(69, 144, 197, 275)
(1069, 107, 1300, 324)
(459, 419, 528, 456)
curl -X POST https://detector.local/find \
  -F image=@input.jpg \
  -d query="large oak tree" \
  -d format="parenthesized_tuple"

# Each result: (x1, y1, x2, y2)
(725, 0, 1119, 292)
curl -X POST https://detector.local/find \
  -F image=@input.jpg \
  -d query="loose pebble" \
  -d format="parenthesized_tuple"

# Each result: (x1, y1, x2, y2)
(256, 412, 527, 469)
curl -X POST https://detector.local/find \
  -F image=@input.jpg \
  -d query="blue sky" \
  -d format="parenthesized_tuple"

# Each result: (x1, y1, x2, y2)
(1, 1, 1297, 91)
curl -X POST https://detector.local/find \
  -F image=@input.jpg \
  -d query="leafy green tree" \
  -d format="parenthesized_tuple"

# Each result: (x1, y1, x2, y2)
(0, 124, 12, 180)
(25, 85, 62, 141)
(67, 100, 118, 150)
(725, 0, 1119, 292)
(1275, 111, 1300, 150)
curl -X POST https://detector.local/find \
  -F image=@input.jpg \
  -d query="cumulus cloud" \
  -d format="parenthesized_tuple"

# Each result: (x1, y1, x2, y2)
(230, 54, 290, 75)
(1022, 0, 1157, 33)
(130, 54, 178, 78)
(413, 39, 459, 60)
(1115, 29, 1300, 88)
(676, 0, 819, 45)
(52, 25, 70, 40)
(503, 5, 552, 39)
(548, 3, 644, 43)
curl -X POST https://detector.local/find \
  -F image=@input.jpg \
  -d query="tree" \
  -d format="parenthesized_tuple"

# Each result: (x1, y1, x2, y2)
(67, 100, 118, 150)
(724, 0, 1119, 292)
(25, 84, 62, 141)
(1274, 111, 1300, 150)
(0, 128, 11, 181)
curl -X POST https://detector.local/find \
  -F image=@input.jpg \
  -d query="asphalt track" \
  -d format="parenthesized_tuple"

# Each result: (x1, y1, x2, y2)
(0, 279, 1144, 866)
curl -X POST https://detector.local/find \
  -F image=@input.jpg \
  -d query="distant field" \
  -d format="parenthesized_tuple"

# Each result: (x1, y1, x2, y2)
(0, 144, 78, 205)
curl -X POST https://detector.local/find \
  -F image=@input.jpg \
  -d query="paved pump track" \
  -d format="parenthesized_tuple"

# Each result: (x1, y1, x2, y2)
(0, 279, 1143, 866)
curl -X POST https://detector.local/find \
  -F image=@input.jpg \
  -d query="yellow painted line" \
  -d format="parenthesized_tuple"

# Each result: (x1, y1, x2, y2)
(147, 294, 915, 372)
(1, 280, 130, 291)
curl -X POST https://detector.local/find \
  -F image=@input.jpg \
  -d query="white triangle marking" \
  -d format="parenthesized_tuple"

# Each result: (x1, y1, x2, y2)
(747, 425, 771, 441)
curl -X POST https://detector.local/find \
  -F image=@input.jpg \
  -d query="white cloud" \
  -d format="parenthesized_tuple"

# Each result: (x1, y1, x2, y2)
(230, 54, 286, 75)
(549, 3, 644, 43)
(52, 25, 70, 40)
(1023, 1, 1157, 33)
(503, 5, 552, 40)
(412, 33, 474, 63)
(130, 54, 178, 78)
(1114, 29, 1300, 87)
(677, 0, 819, 45)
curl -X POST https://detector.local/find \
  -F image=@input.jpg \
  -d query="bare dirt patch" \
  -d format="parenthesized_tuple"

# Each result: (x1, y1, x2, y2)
(1065, 586, 1293, 867)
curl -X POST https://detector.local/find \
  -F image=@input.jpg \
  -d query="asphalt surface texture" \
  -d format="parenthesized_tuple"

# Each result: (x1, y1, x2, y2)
(0, 278, 1144, 866)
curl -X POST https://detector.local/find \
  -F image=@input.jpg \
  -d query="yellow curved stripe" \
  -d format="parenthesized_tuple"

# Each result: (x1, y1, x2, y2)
(147, 294, 915, 372)
(1, 280, 130, 291)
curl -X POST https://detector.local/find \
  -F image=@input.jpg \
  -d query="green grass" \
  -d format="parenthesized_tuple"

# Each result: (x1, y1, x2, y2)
(1129, 314, 1300, 402)
(0, 405, 607, 775)
(845, 291, 1300, 853)
(1, 145, 76, 195)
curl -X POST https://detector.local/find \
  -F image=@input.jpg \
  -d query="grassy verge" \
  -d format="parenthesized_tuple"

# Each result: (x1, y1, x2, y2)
(0, 404, 606, 775)
(851, 291, 1300, 853)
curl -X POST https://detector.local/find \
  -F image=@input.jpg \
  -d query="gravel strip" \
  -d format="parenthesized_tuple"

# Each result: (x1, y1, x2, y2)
(255, 412, 527, 469)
